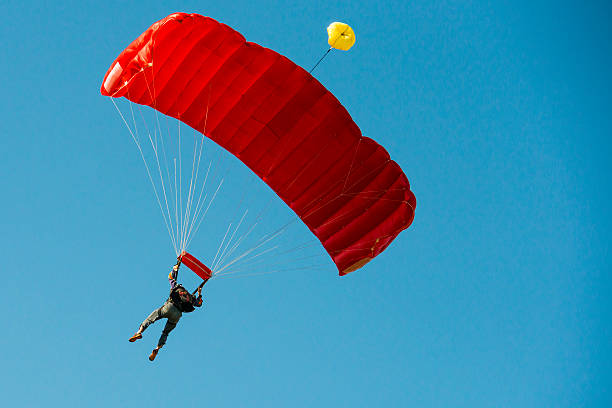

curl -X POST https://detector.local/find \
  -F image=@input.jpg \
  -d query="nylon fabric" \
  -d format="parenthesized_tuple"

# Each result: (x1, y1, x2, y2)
(101, 13, 416, 275)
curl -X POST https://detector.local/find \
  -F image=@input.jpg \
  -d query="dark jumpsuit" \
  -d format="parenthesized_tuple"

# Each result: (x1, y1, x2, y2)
(138, 268, 203, 347)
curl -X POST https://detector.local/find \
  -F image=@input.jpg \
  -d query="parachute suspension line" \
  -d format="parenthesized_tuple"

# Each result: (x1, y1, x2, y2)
(180, 135, 200, 251)
(261, 133, 346, 271)
(148, 28, 162, 144)
(190, 137, 208, 250)
(212, 224, 280, 274)
(184, 163, 225, 251)
(185, 148, 233, 251)
(150, 27, 185, 256)
(110, 98, 178, 254)
(187, 141, 209, 251)
(128, 100, 178, 252)
(215, 250, 275, 275)
(212, 169, 311, 273)
(213, 218, 297, 275)
(335, 192, 410, 203)
(218, 136, 335, 273)
(262, 126, 330, 190)
(344, 187, 408, 195)
(215, 245, 279, 276)
(213, 209, 249, 272)
(213, 235, 276, 275)
(282, 140, 383, 240)
(312, 165, 410, 234)
(132, 99, 179, 255)
(252, 134, 347, 259)
(314, 195, 408, 236)
(160, 107, 178, 225)
(283, 144, 328, 191)
(295, 141, 369, 219)
(180, 123, 198, 250)
(131, 77, 178, 252)
(174, 157, 180, 255)
(213, 211, 259, 273)
(216, 249, 323, 276)
(217, 238, 324, 277)
(220, 135, 335, 271)
(210, 187, 248, 270)
(215, 215, 302, 273)
(146, 36, 180, 253)
(309, 47, 332, 74)
(211, 222, 233, 273)
(155, 115, 180, 256)
(301, 159, 391, 223)
(333, 233, 395, 252)
(178, 119, 183, 255)
(217, 254, 325, 277)
(184, 177, 224, 250)
(205, 193, 278, 275)
(180, 88, 211, 252)
(342, 137, 362, 193)
(160, 114, 178, 249)
(141, 68, 180, 253)
(178, 90, 212, 251)
(180, 136, 199, 251)
(275, 240, 321, 256)
(183, 161, 212, 248)
(185, 173, 222, 250)
(214, 263, 330, 280)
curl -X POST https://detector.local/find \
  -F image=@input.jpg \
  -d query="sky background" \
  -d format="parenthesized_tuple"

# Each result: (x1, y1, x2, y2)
(1, 0, 611, 407)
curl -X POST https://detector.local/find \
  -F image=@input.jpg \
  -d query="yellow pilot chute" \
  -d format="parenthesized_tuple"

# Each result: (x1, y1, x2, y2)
(327, 22, 356, 51)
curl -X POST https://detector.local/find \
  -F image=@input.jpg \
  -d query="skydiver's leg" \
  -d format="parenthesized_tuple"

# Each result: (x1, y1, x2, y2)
(149, 303, 182, 361)
(156, 303, 182, 347)
(157, 320, 178, 348)
(138, 304, 164, 334)
(130, 304, 164, 342)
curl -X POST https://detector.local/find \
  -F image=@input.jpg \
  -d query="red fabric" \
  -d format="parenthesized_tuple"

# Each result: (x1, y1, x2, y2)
(180, 251, 212, 281)
(102, 13, 416, 275)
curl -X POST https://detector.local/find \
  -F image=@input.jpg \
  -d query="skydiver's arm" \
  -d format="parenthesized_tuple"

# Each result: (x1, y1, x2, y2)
(193, 294, 203, 308)
(168, 266, 179, 290)
(194, 286, 203, 307)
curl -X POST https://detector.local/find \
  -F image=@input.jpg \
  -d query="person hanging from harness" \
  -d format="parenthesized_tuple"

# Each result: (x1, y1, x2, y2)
(129, 256, 208, 361)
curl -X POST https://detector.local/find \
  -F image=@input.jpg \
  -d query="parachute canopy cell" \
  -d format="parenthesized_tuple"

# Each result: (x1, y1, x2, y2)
(101, 13, 415, 275)
(327, 22, 356, 51)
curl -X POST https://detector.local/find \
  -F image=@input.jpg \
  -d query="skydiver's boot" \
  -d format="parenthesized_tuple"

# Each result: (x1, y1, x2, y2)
(149, 346, 161, 361)
(129, 332, 142, 342)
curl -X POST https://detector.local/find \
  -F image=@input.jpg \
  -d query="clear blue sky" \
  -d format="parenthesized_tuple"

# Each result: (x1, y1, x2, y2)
(1, 1, 610, 407)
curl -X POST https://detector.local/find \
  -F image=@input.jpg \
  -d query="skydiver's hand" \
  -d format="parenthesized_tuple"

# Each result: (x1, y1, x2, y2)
(172, 265, 179, 272)
(197, 287, 202, 296)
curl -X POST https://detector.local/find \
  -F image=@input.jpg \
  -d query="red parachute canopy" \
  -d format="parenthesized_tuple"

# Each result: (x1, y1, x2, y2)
(101, 13, 416, 275)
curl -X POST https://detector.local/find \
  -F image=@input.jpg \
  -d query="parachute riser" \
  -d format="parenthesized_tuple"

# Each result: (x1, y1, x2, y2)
(193, 278, 209, 295)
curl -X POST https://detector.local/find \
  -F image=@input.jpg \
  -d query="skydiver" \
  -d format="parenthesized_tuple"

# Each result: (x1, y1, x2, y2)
(128, 261, 205, 361)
